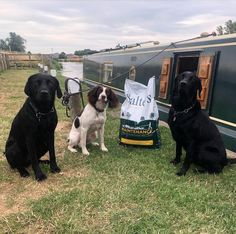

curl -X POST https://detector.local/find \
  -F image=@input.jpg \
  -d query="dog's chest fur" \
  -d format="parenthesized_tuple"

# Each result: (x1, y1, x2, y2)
(88, 112, 106, 132)
(74, 103, 106, 132)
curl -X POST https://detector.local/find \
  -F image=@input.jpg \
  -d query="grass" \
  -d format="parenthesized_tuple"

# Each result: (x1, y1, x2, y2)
(0, 69, 236, 233)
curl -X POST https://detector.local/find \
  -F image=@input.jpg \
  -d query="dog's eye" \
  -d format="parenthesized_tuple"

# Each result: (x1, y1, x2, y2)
(97, 87, 103, 95)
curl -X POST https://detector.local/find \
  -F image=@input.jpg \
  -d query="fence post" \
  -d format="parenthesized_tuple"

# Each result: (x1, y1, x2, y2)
(0, 54, 2, 71)
(28, 52, 32, 68)
(69, 95, 82, 121)
(3, 54, 8, 70)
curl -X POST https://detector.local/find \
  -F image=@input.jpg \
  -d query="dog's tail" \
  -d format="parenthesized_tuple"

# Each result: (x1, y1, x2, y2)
(228, 158, 236, 164)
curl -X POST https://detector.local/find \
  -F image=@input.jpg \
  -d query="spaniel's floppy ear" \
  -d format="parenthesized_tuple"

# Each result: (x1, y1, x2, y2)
(52, 76, 62, 98)
(107, 88, 119, 108)
(88, 86, 100, 106)
(24, 74, 36, 97)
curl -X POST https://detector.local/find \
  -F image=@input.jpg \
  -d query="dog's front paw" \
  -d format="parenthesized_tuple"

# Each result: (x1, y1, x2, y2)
(82, 150, 90, 156)
(100, 144, 108, 152)
(101, 146, 108, 152)
(68, 146, 78, 153)
(35, 173, 47, 181)
(19, 168, 30, 177)
(51, 165, 61, 173)
(170, 158, 180, 165)
(176, 171, 186, 176)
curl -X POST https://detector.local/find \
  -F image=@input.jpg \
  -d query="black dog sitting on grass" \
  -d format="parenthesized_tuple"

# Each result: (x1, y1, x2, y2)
(168, 71, 236, 176)
(5, 73, 62, 181)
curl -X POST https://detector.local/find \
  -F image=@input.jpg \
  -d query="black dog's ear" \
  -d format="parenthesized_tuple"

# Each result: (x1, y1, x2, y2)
(24, 74, 36, 96)
(52, 77, 62, 98)
(107, 88, 119, 108)
(197, 76, 202, 98)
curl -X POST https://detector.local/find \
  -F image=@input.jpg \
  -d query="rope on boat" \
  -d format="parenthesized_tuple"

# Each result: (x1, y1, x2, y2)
(62, 33, 216, 117)
(103, 32, 216, 84)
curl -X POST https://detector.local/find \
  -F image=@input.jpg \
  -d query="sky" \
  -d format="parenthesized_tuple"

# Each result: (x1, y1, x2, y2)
(0, 0, 235, 54)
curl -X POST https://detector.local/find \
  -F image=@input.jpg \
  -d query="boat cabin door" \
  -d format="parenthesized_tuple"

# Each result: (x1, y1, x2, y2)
(173, 53, 215, 109)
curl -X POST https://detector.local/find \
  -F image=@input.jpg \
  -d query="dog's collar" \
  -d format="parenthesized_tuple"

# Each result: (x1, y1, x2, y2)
(29, 101, 54, 122)
(172, 103, 196, 122)
(94, 106, 105, 113)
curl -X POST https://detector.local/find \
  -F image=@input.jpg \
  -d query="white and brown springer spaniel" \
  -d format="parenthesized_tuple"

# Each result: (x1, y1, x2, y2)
(68, 86, 119, 155)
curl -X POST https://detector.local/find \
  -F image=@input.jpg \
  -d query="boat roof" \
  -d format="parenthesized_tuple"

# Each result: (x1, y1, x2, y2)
(173, 32, 236, 45)
(89, 33, 236, 56)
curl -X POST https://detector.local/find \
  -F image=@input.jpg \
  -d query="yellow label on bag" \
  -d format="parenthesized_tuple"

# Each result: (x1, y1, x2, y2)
(120, 138, 153, 146)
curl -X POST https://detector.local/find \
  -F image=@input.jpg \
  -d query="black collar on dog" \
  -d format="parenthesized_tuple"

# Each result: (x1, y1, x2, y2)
(94, 106, 104, 113)
(29, 101, 54, 122)
(173, 103, 196, 122)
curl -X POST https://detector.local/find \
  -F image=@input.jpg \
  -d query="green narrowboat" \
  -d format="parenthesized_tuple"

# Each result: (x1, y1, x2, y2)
(83, 33, 236, 152)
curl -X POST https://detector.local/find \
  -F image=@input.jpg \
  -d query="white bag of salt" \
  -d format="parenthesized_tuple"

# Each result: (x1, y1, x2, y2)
(119, 77, 161, 148)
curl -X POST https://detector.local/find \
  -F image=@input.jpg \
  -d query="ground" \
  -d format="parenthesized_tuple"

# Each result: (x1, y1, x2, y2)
(0, 69, 236, 233)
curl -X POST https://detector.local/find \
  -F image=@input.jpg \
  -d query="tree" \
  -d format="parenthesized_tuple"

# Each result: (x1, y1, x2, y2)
(0, 39, 8, 50)
(0, 32, 26, 52)
(74, 49, 98, 56)
(216, 20, 236, 35)
(216, 26, 223, 35)
(59, 52, 67, 59)
(7, 32, 26, 52)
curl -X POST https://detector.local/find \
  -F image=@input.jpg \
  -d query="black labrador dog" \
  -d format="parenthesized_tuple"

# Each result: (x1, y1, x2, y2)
(168, 71, 235, 176)
(5, 73, 62, 181)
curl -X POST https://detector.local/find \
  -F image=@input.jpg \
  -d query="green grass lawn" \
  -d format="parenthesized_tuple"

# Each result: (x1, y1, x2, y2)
(0, 69, 236, 233)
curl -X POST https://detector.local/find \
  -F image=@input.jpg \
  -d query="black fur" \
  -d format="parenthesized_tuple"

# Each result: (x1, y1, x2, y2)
(5, 73, 62, 181)
(74, 117, 80, 128)
(168, 71, 235, 176)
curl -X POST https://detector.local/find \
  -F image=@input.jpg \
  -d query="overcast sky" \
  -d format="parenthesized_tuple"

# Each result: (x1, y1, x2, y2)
(0, 0, 235, 54)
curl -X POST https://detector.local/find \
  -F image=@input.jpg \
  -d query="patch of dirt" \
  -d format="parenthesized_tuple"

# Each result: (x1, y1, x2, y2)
(55, 120, 71, 133)
(55, 120, 71, 158)
(0, 165, 91, 218)
(0, 93, 11, 112)
(0, 177, 62, 217)
(61, 167, 91, 178)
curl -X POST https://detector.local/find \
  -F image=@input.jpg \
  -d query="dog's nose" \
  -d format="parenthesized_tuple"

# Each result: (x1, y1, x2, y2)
(180, 80, 187, 86)
(40, 90, 49, 95)
(101, 95, 106, 100)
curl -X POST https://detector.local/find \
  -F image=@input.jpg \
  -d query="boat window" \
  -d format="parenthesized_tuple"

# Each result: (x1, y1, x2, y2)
(103, 62, 113, 82)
